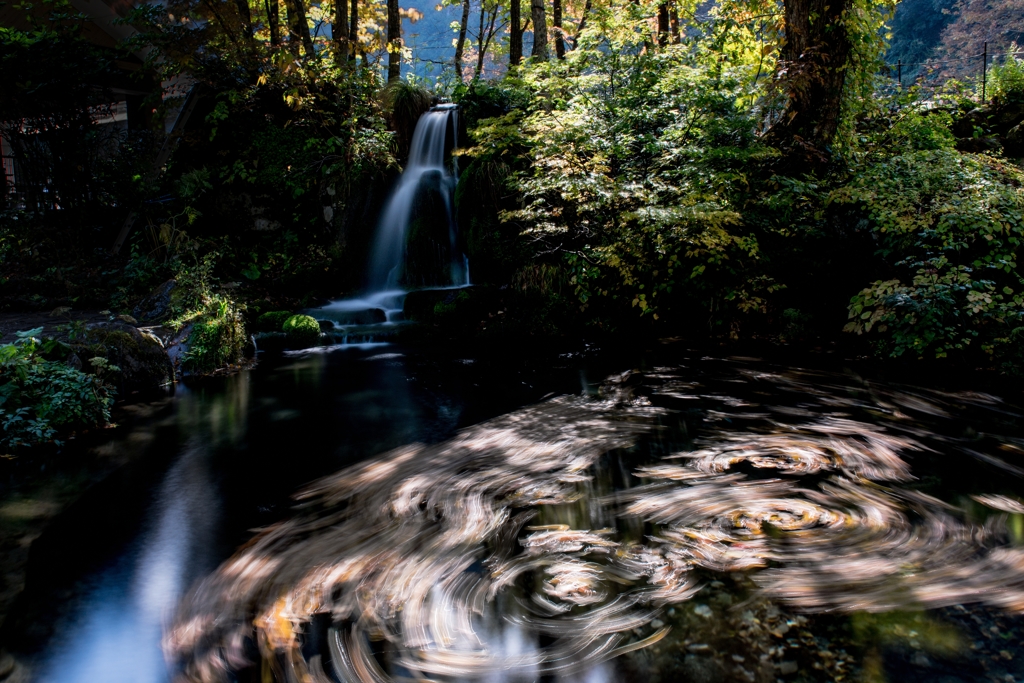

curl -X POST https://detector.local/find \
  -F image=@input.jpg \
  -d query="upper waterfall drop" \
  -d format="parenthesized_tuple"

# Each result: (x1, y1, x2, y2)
(368, 104, 467, 292)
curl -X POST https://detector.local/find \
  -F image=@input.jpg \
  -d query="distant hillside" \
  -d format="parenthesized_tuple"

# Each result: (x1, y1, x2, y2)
(886, 0, 1024, 87)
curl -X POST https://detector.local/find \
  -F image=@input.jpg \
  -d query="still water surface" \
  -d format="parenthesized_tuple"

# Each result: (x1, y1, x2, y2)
(19, 343, 1024, 683)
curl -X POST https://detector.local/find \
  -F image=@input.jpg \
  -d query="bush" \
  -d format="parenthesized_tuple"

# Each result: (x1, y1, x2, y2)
(282, 314, 321, 346)
(988, 46, 1024, 104)
(256, 310, 294, 332)
(0, 328, 115, 451)
(184, 303, 246, 373)
(835, 150, 1024, 360)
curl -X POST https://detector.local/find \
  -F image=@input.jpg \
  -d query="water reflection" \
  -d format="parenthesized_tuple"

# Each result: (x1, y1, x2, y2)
(38, 439, 218, 683)
(165, 360, 1024, 683)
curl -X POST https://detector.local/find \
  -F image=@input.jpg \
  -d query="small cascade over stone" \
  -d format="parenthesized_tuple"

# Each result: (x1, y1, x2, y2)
(369, 103, 467, 291)
(305, 104, 468, 342)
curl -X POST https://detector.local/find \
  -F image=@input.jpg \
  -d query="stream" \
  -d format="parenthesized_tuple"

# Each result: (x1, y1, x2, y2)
(9, 341, 1024, 683)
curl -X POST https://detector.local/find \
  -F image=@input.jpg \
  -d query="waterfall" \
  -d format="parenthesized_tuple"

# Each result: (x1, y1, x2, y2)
(306, 105, 468, 332)
(367, 103, 467, 292)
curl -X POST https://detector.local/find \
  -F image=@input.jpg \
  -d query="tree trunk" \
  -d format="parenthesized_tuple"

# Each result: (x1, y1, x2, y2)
(454, 0, 470, 80)
(552, 0, 563, 58)
(573, 0, 590, 46)
(530, 0, 547, 60)
(387, 0, 401, 81)
(510, 0, 522, 66)
(266, 0, 280, 45)
(286, 0, 314, 56)
(475, 4, 497, 76)
(349, 0, 358, 60)
(765, 0, 855, 163)
(669, 4, 679, 43)
(235, 0, 253, 37)
(334, 0, 348, 63)
(657, 3, 669, 47)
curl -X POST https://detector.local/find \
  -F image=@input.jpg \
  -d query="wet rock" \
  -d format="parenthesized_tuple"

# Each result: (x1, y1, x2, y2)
(693, 604, 713, 618)
(325, 308, 387, 326)
(132, 280, 176, 323)
(77, 322, 174, 391)
(318, 320, 335, 331)
(778, 660, 798, 675)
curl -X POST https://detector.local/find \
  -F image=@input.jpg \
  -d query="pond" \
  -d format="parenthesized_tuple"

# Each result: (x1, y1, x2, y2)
(10, 340, 1024, 683)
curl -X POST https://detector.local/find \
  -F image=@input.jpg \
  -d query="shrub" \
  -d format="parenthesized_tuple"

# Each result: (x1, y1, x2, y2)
(256, 310, 294, 332)
(988, 46, 1024, 104)
(0, 328, 115, 451)
(835, 150, 1024, 360)
(183, 302, 246, 373)
(282, 314, 321, 346)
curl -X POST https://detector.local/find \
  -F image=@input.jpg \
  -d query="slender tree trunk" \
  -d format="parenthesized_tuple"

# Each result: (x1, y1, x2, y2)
(286, 0, 314, 55)
(670, 4, 680, 43)
(765, 0, 855, 162)
(657, 3, 669, 46)
(475, 5, 497, 76)
(573, 0, 590, 45)
(349, 0, 358, 60)
(530, 0, 547, 60)
(509, 0, 522, 66)
(454, 0, 470, 80)
(334, 0, 349, 62)
(387, 0, 401, 81)
(552, 0, 563, 58)
(266, 0, 281, 45)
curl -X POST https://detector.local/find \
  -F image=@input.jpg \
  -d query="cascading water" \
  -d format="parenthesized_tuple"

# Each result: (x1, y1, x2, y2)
(309, 104, 468, 332)
(368, 103, 467, 292)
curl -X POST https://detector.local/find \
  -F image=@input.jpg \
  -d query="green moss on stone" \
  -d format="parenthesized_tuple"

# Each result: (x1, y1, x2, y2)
(282, 314, 321, 346)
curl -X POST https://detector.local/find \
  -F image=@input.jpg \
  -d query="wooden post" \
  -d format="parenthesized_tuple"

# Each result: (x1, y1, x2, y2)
(982, 41, 988, 102)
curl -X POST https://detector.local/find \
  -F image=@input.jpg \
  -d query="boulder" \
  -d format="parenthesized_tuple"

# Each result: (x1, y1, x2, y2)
(954, 136, 1002, 154)
(78, 322, 174, 391)
(282, 315, 322, 347)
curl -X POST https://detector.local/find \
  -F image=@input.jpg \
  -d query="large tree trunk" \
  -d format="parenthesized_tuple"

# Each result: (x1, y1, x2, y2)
(509, 0, 522, 66)
(334, 0, 348, 63)
(669, 4, 680, 43)
(657, 3, 669, 46)
(387, 0, 401, 80)
(454, 0, 470, 80)
(552, 0, 563, 58)
(765, 0, 855, 163)
(530, 0, 547, 60)
(266, 0, 281, 45)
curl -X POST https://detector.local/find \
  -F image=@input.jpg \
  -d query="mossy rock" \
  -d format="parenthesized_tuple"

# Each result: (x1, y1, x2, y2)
(256, 310, 294, 332)
(78, 322, 174, 391)
(404, 287, 493, 325)
(282, 314, 321, 347)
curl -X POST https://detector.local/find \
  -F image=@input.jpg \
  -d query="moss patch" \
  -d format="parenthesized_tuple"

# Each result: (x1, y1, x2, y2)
(282, 314, 321, 347)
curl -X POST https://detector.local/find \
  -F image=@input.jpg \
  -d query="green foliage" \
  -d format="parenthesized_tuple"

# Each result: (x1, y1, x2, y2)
(169, 252, 249, 373)
(495, 40, 775, 328)
(282, 314, 321, 346)
(257, 310, 294, 332)
(184, 305, 246, 373)
(836, 151, 1024, 359)
(987, 46, 1024, 104)
(0, 329, 115, 452)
